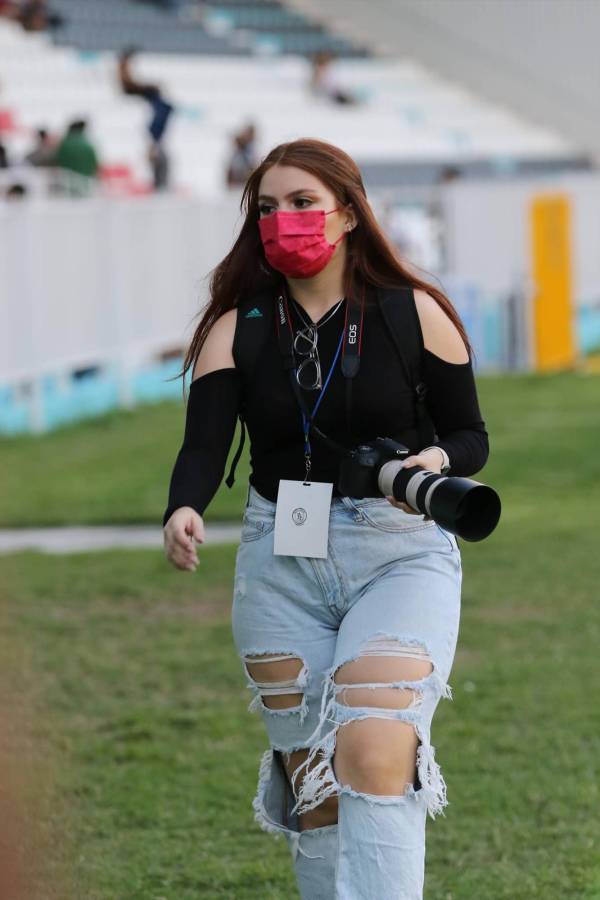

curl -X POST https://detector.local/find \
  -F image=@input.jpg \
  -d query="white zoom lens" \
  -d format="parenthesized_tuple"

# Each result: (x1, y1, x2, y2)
(378, 459, 404, 497)
(378, 460, 448, 515)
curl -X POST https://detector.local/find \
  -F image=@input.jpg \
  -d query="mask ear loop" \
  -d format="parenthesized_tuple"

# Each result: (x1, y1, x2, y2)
(324, 205, 355, 248)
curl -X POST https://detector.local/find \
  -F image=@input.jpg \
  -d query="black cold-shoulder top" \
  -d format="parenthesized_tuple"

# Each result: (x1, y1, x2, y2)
(162, 293, 489, 525)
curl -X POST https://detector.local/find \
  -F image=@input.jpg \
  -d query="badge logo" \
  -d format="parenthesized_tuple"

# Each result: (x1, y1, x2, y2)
(292, 507, 307, 526)
(245, 307, 263, 318)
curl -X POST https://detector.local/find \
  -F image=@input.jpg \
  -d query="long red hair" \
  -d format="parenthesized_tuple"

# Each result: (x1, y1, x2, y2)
(176, 138, 472, 394)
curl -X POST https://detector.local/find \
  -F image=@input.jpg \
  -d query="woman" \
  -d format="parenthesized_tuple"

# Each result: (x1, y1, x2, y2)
(163, 138, 488, 899)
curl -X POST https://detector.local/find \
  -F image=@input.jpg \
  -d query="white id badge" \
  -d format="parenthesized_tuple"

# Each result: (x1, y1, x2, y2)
(274, 479, 334, 559)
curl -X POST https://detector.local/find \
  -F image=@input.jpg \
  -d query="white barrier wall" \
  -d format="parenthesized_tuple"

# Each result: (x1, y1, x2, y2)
(441, 171, 600, 368)
(2, 173, 599, 396)
(0, 193, 242, 384)
(443, 171, 600, 303)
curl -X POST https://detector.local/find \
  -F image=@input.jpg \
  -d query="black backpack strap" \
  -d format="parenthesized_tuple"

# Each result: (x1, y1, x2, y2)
(224, 293, 274, 488)
(232, 291, 275, 377)
(224, 415, 246, 488)
(377, 285, 435, 449)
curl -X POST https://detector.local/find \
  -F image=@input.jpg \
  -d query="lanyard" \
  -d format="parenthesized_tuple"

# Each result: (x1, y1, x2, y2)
(300, 328, 344, 482)
(275, 287, 365, 482)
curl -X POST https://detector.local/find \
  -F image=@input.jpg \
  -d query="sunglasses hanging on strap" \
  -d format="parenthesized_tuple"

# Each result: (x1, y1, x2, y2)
(275, 286, 366, 460)
(226, 284, 435, 488)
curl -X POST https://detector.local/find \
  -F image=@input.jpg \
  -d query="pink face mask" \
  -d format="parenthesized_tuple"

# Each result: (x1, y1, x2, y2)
(258, 207, 346, 279)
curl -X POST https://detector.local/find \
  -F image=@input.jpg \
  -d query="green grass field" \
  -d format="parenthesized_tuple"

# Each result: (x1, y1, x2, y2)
(0, 394, 251, 527)
(1, 372, 600, 898)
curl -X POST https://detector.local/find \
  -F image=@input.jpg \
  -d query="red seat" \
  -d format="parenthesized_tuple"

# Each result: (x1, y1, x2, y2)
(0, 108, 18, 132)
(98, 163, 151, 196)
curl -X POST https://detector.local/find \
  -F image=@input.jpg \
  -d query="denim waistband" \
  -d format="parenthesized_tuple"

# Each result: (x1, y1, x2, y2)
(246, 483, 392, 514)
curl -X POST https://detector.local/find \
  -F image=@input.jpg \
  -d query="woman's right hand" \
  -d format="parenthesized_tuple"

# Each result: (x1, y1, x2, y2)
(163, 507, 205, 571)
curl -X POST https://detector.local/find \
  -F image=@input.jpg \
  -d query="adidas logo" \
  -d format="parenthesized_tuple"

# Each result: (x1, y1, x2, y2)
(245, 307, 263, 318)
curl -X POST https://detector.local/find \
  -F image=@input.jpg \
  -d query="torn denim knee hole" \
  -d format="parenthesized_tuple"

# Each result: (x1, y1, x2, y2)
(252, 747, 329, 862)
(289, 633, 453, 821)
(336, 682, 423, 710)
(242, 651, 309, 725)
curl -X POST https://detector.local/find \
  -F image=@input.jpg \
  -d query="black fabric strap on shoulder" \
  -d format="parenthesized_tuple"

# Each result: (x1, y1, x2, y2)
(376, 285, 433, 449)
(341, 288, 365, 445)
(232, 292, 274, 375)
(224, 415, 245, 488)
(225, 293, 274, 487)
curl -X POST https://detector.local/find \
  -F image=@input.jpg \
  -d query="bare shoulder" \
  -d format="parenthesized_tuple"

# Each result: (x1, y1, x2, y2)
(192, 308, 238, 380)
(413, 288, 469, 364)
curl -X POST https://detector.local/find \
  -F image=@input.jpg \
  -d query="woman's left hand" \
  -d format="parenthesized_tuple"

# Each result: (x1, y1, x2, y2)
(385, 449, 444, 516)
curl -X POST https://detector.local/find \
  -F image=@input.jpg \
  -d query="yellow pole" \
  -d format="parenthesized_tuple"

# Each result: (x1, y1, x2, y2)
(530, 194, 577, 371)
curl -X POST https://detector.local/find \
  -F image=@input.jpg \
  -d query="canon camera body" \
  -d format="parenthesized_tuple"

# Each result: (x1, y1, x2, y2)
(338, 438, 501, 542)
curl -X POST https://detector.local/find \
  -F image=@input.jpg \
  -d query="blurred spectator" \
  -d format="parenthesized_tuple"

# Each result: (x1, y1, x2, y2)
(118, 47, 174, 191)
(0, 141, 9, 168)
(118, 48, 174, 143)
(309, 52, 358, 106)
(149, 140, 169, 191)
(428, 165, 463, 271)
(383, 200, 441, 272)
(439, 165, 461, 185)
(226, 123, 257, 188)
(5, 182, 27, 200)
(55, 119, 98, 178)
(310, 51, 355, 105)
(18, 0, 64, 32)
(24, 127, 57, 167)
(0, 0, 20, 19)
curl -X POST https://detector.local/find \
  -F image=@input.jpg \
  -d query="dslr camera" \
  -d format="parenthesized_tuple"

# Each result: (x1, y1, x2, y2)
(338, 438, 501, 542)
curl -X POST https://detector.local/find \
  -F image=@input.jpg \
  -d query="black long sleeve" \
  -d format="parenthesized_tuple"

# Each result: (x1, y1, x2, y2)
(162, 368, 243, 527)
(422, 349, 489, 477)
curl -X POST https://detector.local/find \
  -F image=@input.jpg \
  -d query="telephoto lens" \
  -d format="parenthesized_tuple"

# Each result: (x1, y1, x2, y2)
(378, 460, 501, 542)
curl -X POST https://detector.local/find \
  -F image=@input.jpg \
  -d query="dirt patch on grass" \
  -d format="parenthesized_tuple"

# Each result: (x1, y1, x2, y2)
(131, 586, 233, 623)
(29, 586, 235, 627)
(470, 602, 556, 625)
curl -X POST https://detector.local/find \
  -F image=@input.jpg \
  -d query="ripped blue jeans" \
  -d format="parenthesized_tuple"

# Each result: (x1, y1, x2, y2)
(232, 485, 462, 900)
